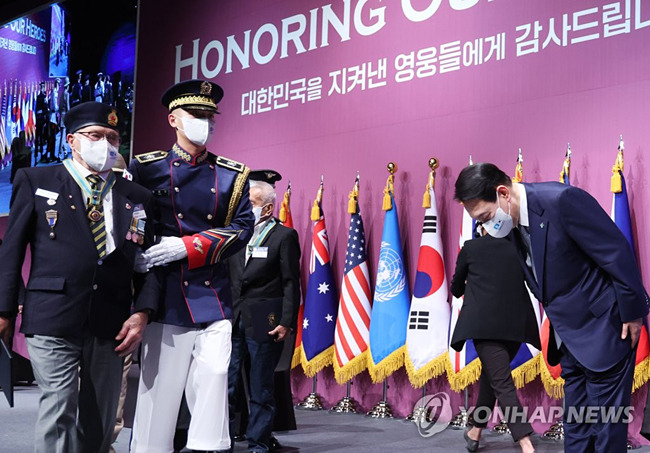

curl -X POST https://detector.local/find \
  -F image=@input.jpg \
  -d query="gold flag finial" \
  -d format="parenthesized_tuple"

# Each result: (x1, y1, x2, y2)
(383, 163, 396, 211)
(559, 144, 571, 183)
(348, 172, 360, 214)
(611, 135, 624, 194)
(513, 148, 524, 183)
(311, 175, 324, 221)
(423, 158, 439, 208)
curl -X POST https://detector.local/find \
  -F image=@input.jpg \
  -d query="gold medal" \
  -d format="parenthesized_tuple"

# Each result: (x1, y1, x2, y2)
(87, 207, 103, 222)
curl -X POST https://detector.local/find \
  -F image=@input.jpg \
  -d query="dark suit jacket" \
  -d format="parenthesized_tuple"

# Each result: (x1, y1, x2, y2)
(0, 164, 158, 340)
(450, 234, 540, 352)
(520, 182, 648, 371)
(228, 220, 300, 342)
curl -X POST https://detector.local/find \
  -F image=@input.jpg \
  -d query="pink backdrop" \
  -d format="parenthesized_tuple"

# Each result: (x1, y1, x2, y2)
(132, 0, 650, 434)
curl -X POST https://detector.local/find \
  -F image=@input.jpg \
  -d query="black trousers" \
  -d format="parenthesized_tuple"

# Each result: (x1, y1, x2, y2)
(472, 340, 533, 442)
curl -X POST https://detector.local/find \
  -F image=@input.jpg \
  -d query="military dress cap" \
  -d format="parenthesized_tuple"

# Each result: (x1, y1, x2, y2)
(249, 169, 282, 187)
(64, 102, 119, 133)
(161, 79, 224, 113)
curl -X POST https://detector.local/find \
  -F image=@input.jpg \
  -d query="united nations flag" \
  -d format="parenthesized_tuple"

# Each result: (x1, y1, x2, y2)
(368, 178, 410, 383)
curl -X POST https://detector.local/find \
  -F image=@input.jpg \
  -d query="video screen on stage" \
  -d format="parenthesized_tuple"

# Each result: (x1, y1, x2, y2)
(49, 4, 70, 78)
(0, 5, 69, 216)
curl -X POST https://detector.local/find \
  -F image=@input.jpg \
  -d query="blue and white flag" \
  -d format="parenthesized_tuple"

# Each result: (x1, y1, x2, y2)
(368, 181, 410, 383)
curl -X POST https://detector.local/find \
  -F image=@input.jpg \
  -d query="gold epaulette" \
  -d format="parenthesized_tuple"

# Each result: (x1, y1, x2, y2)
(135, 151, 168, 164)
(216, 156, 246, 172)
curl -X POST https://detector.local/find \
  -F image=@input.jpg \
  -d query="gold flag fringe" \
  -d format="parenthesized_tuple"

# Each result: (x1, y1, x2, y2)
(633, 355, 650, 393)
(367, 345, 405, 383)
(333, 350, 369, 385)
(510, 355, 540, 389)
(611, 150, 623, 194)
(444, 354, 482, 393)
(405, 351, 448, 389)
(539, 355, 565, 399)
(300, 345, 334, 377)
(291, 345, 302, 369)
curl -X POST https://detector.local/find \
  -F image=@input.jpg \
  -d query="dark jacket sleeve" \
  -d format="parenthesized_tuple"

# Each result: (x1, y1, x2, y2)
(279, 228, 301, 329)
(0, 169, 35, 314)
(450, 245, 469, 299)
(132, 192, 160, 317)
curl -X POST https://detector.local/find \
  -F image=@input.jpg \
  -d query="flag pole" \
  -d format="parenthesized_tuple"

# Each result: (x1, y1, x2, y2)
(330, 381, 358, 413)
(366, 380, 393, 418)
(296, 374, 324, 410)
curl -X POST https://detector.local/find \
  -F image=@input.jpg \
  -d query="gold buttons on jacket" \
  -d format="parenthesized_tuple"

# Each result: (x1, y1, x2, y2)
(204, 281, 210, 286)
(210, 188, 216, 193)
(177, 213, 184, 219)
(207, 214, 213, 220)
(174, 187, 180, 193)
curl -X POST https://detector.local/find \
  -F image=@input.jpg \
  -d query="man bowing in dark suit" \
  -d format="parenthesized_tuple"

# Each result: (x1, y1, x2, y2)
(455, 162, 649, 453)
(227, 170, 301, 453)
(0, 102, 156, 453)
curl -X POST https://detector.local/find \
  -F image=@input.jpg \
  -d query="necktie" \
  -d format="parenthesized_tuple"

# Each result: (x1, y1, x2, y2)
(518, 225, 537, 281)
(86, 174, 107, 258)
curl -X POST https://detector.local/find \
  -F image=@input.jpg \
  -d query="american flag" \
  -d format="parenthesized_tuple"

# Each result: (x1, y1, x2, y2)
(333, 206, 372, 384)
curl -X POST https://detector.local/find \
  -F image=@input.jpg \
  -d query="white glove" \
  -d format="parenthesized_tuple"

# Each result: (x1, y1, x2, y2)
(134, 249, 151, 273)
(142, 236, 188, 267)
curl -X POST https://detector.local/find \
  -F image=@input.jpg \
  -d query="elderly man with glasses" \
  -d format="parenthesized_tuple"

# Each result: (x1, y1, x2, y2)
(0, 101, 158, 453)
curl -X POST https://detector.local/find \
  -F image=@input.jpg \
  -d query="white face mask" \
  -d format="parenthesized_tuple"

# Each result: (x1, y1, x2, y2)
(77, 135, 118, 172)
(178, 116, 215, 146)
(252, 206, 263, 224)
(482, 191, 514, 238)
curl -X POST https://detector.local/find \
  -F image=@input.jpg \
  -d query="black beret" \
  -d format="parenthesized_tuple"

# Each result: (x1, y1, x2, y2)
(64, 102, 119, 133)
(161, 79, 223, 113)
(249, 169, 282, 187)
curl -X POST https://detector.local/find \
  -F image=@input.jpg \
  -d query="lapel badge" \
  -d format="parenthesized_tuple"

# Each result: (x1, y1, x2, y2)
(47, 198, 56, 206)
(540, 222, 545, 229)
(126, 203, 132, 210)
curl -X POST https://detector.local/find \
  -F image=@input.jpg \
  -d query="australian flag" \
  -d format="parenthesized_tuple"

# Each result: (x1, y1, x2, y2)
(300, 199, 338, 376)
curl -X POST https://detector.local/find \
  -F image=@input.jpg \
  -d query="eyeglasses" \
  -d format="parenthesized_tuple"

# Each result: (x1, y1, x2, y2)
(77, 131, 120, 147)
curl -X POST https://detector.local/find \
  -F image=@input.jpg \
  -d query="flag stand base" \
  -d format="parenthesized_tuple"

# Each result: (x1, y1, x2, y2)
(542, 421, 564, 440)
(295, 392, 324, 410)
(330, 396, 357, 413)
(406, 386, 428, 423)
(366, 400, 393, 418)
(448, 408, 471, 429)
(405, 404, 428, 423)
(492, 419, 511, 434)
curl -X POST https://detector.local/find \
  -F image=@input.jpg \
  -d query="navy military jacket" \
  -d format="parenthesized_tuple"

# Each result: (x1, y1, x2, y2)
(129, 144, 254, 327)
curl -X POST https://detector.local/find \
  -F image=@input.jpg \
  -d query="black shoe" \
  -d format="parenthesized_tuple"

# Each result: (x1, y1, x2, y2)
(269, 436, 282, 451)
(173, 428, 188, 452)
(463, 429, 479, 452)
(234, 434, 246, 442)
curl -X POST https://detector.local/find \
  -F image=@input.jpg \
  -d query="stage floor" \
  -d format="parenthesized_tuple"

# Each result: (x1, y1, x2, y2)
(4, 384, 650, 452)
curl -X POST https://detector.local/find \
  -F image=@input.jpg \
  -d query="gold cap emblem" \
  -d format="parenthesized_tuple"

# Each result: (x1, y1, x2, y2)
(200, 81, 212, 96)
(108, 109, 118, 126)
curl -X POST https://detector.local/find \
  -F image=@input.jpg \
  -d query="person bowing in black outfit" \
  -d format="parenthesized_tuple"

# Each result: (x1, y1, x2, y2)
(450, 224, 539, 453)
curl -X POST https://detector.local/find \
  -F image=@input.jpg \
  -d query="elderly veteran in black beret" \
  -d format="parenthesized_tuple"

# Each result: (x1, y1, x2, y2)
(129, 80, 254, 453)
(226, 169, 301, 453)
(0, 101, 157, 453)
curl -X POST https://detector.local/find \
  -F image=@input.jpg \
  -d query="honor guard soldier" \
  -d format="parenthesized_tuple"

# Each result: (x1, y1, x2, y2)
(129, 79, 255, 453)
(0, 102, 157, 453)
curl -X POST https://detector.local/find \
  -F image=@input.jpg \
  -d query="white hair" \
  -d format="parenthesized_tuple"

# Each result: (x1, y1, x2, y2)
(250, 180, 276, 205)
